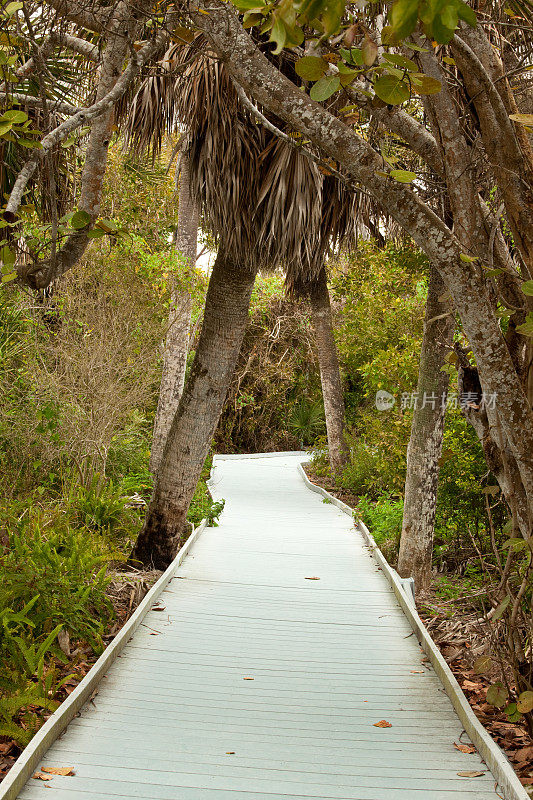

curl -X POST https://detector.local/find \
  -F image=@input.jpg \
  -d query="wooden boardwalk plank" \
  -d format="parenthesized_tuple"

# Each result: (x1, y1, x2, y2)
(13, 452, 519, 799)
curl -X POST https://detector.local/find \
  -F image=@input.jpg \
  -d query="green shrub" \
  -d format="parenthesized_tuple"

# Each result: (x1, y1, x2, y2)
(0, 508, 114, 651)
(67, 474, 129, 533)
(356, 494, 403, 565)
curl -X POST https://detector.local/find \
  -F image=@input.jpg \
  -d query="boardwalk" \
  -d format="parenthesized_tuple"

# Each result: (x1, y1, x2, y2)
(15, 453, 509, 800)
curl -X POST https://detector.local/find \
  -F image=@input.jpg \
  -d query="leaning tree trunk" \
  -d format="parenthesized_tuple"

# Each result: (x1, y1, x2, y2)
(131, 253, 257, 569)
(150, 152, 198, 474)
(398, 267, 454, 593)
(308, 268, 349, 474)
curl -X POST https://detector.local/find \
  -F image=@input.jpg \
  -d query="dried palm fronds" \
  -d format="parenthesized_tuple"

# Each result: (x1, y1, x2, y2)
(121, 35, 365, 279)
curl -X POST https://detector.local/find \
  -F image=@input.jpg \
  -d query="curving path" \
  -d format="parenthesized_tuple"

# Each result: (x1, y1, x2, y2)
(14, 453, 512, 800)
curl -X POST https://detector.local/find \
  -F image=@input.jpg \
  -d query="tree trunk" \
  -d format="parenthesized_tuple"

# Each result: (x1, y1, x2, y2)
(308, 268, 349, 473)
(398, 267, 454, 593)
(150, 152, 198, 474)
(131, 253, 257, 569)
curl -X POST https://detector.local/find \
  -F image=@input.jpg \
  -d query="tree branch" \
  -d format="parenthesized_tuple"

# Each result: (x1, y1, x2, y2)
(5, 26, 166, 220)
(42, 0, 106, 32)
(0, 91, 79, 116)
(50, 31, 100, 61)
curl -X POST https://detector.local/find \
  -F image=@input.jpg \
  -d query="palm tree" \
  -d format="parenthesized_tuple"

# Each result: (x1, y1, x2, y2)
(125, 39, 357, 567)
(150, 143, 198, 474)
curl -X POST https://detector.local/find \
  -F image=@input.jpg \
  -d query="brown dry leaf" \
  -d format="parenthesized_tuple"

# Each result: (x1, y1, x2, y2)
(32, 773, 54, 781)
(457, 771, 485, 777)
(515, 746, 533, 763)
(462, 679, 481, 691)
(410, 670, 424, 674)
(225, 752, 235, 755)
(243, 677, 254, 680)
(57, 629, 70, 657)
(454, 742, 476, 754)
(42, 767, 75, 776)
(305, 577, 320, 580)
(373, 720, 392, 728)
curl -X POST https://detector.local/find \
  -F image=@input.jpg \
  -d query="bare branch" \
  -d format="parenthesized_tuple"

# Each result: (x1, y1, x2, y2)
(0, 91, 79, 115)
(50, 31, 100, 61)
(5, 28, 167, 220)
(42, 0, 106, 32)
(452, 33, 519, 147)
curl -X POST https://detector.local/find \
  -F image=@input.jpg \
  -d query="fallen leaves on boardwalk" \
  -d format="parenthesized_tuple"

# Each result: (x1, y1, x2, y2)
(32, 766, 76, 780)
(457, 771, 485, 778)
(373, 720, 392, 728)
(454, 742, 477, 754)
(42, 766, 75, 776)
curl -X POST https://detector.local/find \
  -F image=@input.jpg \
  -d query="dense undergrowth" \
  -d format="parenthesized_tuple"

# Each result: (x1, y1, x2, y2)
(0, 151, 221, 758)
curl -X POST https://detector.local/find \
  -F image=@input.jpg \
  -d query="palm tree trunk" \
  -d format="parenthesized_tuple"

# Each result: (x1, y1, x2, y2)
(397, 267, 454, 593)
(308, 268, 349, 474)
(131, 252, 257, 569)
(150, 152, 198, 474)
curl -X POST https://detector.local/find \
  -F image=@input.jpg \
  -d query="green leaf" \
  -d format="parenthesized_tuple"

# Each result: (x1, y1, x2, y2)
(411, 74, 442, 94)
(516, 312, 533, 337)
(86, 228, 106, 239)
(0, 109, 28, 124)
(340, 47, 364, 66)
(486, 682, 508, 708)
(503, 702, 522, 722)
(472, 656, 492, 675)
(389, 0, 420, 39)
(491, 595, 511, 622)
(268, 16, 286, 54)
(502, 537, 527, 551)
(0, 245, 15, 268)
(232, 0, 266, 9)
(484, 268, 503, 277)
(295, 56, 328, 81)
(382, 53, 418, 71)
(521, 280, 533, 295)
(95, 219, 117, 233)
(457, 0, 477, 27)
(459, 252, 478, 262)
(509, 113, 533, 127)
(0, 120, 13, 136)
(403, 41, 429, 52)
(389, 169, 416, 183)
(310, 74, 341, 101)
(3, 1, 23, 15)
(440, 3, 458, 30)
(242, 12, 263, 28)
(517, 691, 533, 713)
(70, 209, 92, 230)
(17, 138, 43, 149)
(373, 74, 410, 105)
(318, 0, 345, 36)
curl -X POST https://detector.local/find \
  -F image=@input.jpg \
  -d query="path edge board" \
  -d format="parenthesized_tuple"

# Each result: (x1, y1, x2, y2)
(297, 461, 528, 800)
(0, 519, 208, 800)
